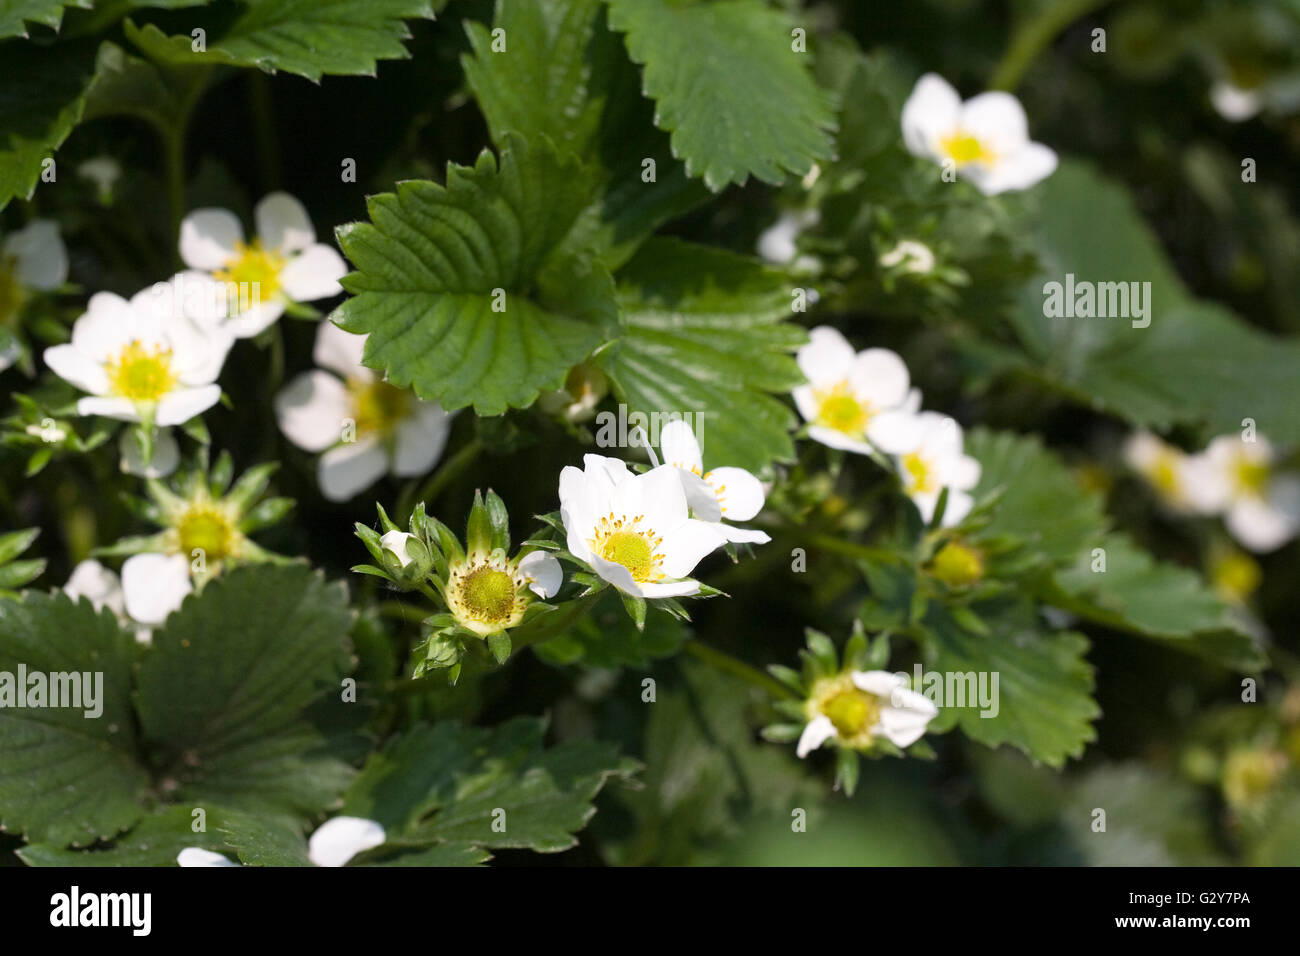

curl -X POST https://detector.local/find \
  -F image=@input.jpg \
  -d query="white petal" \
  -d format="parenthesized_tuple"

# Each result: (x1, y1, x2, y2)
(942, 453, 981, 491)
(796, 715, 838, 758)
(119, 427, 180, 478)
(796, 326, 856, 385)
(851, 670, 905, 696)
(849, 348, 910, 408)
(717, 524, 771, 544)
(633, 462, 690, 532)
(307, 816, 385, 868)
(256, 192, 316, 254)
(518, 550, 562, 598)
(1226, 497, 1297, 553)
(4, 219, 67, 290)
(974, 141, 1058, 195)
(314, 320, 368, 379)
(179, 208, 243, 270)
(224, 300, 285, 338)
(959, 91, 1030, 155)
(900, 73, 962, 158)
(318, 438, 388, 501)
(43, 344, 109, 395)
(122, 552, 193, 625)
(168, 314, 233, 385)
(64, 560, 125, 617)
(680, 470, 722, 522)
(76, 396, 140, 422)
(756, 212, 801, 264)
(792, 383, 821, 424)
(71, 292, 137, 360)
(866, 409, 921, 454)
(590, 554, 643, 597)
(876, 701, 937, 748)
(278, 244, 346, 301)
(706, 466, 765, 521)
(639, 579, 701, 598)
(177, 847, 239, 867)
(659, 419, 703, 472)
(380, 530, 415, 567)
(275, 371, 351, 452)
(1211, 82, 1262, 122)
(391, 401, 452, 477)
(658, 518, 727, 579)
(155, 385, 222, 426)
(806, 425, 875, 456)
(939, 489, 974, 527)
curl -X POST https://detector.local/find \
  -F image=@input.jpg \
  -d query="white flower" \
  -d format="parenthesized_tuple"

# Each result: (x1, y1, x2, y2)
(558, 454, 727, 598)
(792, 325, 920, 456)
(1, 220, 68, 371)
(757, 210, 818, 264)
(121, 552, 193, 626)
(517, 549, 563, 598)
(1210, 82, 1262, 123)
(1122, 431, 1210, 513)
(872, 411, 981, 527)
(380, 530, 416, 567)
(1195, 435, 1300, 553)
(43, 285, 232, 427)
(901, 73, 1058, 195)
(658, 420, 770, 544)
(77, 157, 122, 203)
(275, 321, 453, 502)
(797, 670, 937, 757)
(177, 816, 385, 868)
(879, 239, 936, 274)
(179, 192, 347, 338)
(64, 559, 153, 643)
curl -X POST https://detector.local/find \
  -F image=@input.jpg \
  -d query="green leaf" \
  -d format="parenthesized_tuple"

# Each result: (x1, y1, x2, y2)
(597, 237, 805, 473)
(0, 591, 147, 846)
(461, 0, 709, 269)
(0, 0, 91, 39)
(1040, 531, 1265, 671)
(332, 133, 618, 415)
(123, 0, 437, 82)
(922, 601, 1099, 767)
(342, 716, 637, 855)
(0, 38, 98, 209)
(19, 805, 233, 866)
(134, 564, 356, 818)
(604, 0, 835, 190)
(966, 428, 1107, 563)
(1011, 160, 1300, 444)
(533, 589, 689, 668)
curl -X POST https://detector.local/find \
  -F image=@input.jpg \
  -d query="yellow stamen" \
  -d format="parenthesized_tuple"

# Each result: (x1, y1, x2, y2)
(589, 513, 664, 583)
(901, 451, 937, 494)
(348, 378, 414, 437)
(177, 504, 237, 560)
(213, 239, 286, 307)
(814, 381, 870, 437)
(939, 131, 995, 166)
(107, 340, 177, 402)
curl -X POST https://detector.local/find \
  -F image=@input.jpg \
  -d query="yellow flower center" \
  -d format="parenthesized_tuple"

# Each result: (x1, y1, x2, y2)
(814, 382, 870, 436)
(822, 688, 880, 738)
(1148, 451, 1183, 498)
(590, 514, 663, 584)
(348, 378, 414, 436)
(177, 505, 237, 560)
(1211, 550, 1261, 604)
(929, 540, 984, 587)
(901, 451, 937, 494)
(213, 239, 286, 307)
(1234, 458, 1271, 496)
(940, 131, 995, 166)
(106, 340, 177, 402)
(1222, 748, 1284, 809)
(447, 558, 529, 634)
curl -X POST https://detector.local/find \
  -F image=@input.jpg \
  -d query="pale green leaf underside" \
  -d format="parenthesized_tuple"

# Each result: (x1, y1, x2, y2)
(598, 237, 805, 473)
(332, 134, 618, 415)
(0, 592, 146, 846)
(606, 0, 836, 190)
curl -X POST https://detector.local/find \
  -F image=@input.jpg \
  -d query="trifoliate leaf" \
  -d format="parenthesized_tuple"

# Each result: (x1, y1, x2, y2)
(134, 564, 355, 818)
(1011, 160, 1300, 443)
(1039, 531, 1265, 671)
(462, 0, 709, 269)
(597, 237, 805, 473)
(341, 716, 638, 856)
(922, 600, 1099, 768)
(0, 38, 98, 209)
(0, 0, 91, 38)
(331, 133, 619, 415)
(123, 0, 437, 82)
(0, 591, 147, 846)
(605, 0, 835, 190)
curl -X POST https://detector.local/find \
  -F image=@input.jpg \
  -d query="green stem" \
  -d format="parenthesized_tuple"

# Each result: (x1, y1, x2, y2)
(397, 438, 483, 521)
(807, 532, 898, 565)
(989, 0, 1113, 91)
(684, 640, 798, 701)
(507, 589, 602, 655)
